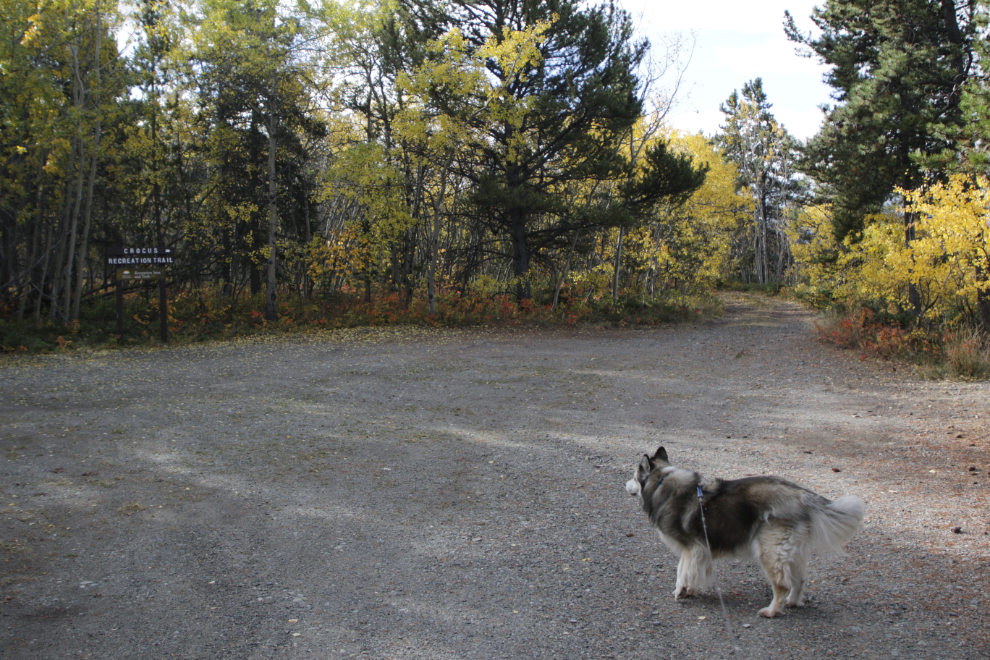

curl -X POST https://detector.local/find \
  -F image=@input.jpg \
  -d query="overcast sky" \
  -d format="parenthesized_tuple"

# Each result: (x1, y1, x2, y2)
(619, 0, 833, 140)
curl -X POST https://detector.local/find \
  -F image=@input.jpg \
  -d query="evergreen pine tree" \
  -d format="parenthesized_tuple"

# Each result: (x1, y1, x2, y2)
(785, 0, 976, 239)
(717, 79, 802, 284)
(405, 0, 704, 299)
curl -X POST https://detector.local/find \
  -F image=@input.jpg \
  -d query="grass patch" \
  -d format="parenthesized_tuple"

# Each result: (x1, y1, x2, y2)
(815, 307, 990, 380)
(581, 293, 723, 327)
(944, 331, 990, 379)
(1, 285, 723, 355)
(717, 280, 785, 296)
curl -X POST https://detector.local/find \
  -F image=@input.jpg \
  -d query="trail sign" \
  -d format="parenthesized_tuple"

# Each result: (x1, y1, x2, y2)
(106, 246, 175, 342)
(106, 246, 174, 271)
(115, 267, 166, 281)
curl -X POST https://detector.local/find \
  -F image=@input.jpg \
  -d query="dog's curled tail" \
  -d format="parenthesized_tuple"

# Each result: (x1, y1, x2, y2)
(811, 495, 865, 555)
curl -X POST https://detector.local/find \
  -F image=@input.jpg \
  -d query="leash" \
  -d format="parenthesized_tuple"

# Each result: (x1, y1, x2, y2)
(697, 485, 741, 654)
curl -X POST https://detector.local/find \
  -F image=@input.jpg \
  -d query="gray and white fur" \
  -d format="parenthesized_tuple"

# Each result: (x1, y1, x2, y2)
(626, 446, 864, 618)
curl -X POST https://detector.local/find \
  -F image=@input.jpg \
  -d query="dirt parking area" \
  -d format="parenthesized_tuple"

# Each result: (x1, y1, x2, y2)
(1, 293, 988, 659)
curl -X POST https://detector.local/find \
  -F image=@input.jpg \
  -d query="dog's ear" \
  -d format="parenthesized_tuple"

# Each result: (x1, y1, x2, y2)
(638, 454, 654, 479)
(652, 446, 668, 463)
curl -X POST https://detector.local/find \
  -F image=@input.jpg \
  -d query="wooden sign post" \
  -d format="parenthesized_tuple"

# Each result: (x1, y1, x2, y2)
(106, 247, 175, 342)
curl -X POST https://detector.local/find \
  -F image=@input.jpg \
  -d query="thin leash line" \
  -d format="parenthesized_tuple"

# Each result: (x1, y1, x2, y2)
(697, 485, 741, 654)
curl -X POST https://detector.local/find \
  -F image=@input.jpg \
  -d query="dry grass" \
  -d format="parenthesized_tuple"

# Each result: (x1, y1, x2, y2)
(945, 330, 990, 379)
(815, 308, 990, 380)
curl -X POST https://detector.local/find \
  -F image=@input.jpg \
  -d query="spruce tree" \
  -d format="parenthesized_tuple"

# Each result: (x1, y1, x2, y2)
(785, 0, 976, 239)
(717, 79, 802, 284)
(404, 0, 705, 299)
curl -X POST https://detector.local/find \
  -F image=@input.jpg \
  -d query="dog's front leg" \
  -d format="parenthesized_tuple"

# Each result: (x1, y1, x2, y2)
(673, 546, 710, 599)
(674, 551, 691, 599)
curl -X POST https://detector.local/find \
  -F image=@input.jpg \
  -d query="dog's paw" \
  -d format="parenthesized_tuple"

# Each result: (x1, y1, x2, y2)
(785, 598, 804, 608)
(758, 606, 783, 618)
(674, 586, 696, 600)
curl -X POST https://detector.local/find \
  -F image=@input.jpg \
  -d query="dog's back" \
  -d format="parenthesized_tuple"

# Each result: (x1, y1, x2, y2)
(705, 475, 863, 555)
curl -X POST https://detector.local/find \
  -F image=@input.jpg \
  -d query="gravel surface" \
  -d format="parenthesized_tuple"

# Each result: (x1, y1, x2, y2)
(1, 293, 988, 659)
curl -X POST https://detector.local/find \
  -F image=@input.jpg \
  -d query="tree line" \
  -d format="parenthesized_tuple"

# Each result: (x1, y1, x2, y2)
(2, 0, 987, 334)
(1, 0, 720, 325)
(786, 0, 990, 330)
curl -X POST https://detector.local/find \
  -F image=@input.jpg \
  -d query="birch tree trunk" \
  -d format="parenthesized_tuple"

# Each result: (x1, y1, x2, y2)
(427, 158, 451, 316)
(553, 229, 581, 311)
(73, 8, 102, 321)
(72, 120, 100, 321)
(265, 118, 278, 321)
(905, 209, 922, 317)
(61, 26, 89, 322)
(264, 49, 279, 321)
(611, 226, 624, 302)
(62, 131, 86, 322)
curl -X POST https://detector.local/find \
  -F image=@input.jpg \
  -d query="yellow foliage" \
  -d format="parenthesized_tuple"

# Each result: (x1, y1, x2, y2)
(836, 210, 906, 305)
(787, 205, 844, 288)
(654, 131, 750, 286)
(578, 130, 748, 296)
(670, 133, 753, 283)
(321, 141, 415, 242)
(396, 21, 551, 163)
(794, 175, 990, 320)
(307, 224, 370, 285)
(901, 176, 990, 306)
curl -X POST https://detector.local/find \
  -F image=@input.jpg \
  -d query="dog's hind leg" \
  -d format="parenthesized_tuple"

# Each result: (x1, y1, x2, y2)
(754, 525, 790, 618)
(674, 545, 712, 600)
(785, 560, 808, 609)
(784, 537, 811, 609)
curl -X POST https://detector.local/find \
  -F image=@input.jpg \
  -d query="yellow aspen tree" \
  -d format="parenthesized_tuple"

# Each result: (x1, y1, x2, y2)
(835, 176, 990, 325)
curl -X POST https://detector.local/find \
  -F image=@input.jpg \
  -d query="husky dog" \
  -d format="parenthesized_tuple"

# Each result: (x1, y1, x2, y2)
(626, 446, 864, 618)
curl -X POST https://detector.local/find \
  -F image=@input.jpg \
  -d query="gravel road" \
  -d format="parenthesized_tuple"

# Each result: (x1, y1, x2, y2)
(1, 293, 988, 659)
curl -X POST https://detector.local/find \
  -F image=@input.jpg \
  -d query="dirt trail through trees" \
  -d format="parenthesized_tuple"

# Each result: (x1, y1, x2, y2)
(1, 294, 987, 659)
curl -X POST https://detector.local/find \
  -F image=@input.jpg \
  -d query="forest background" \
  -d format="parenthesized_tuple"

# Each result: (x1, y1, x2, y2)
(1, 0, 988, 376)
